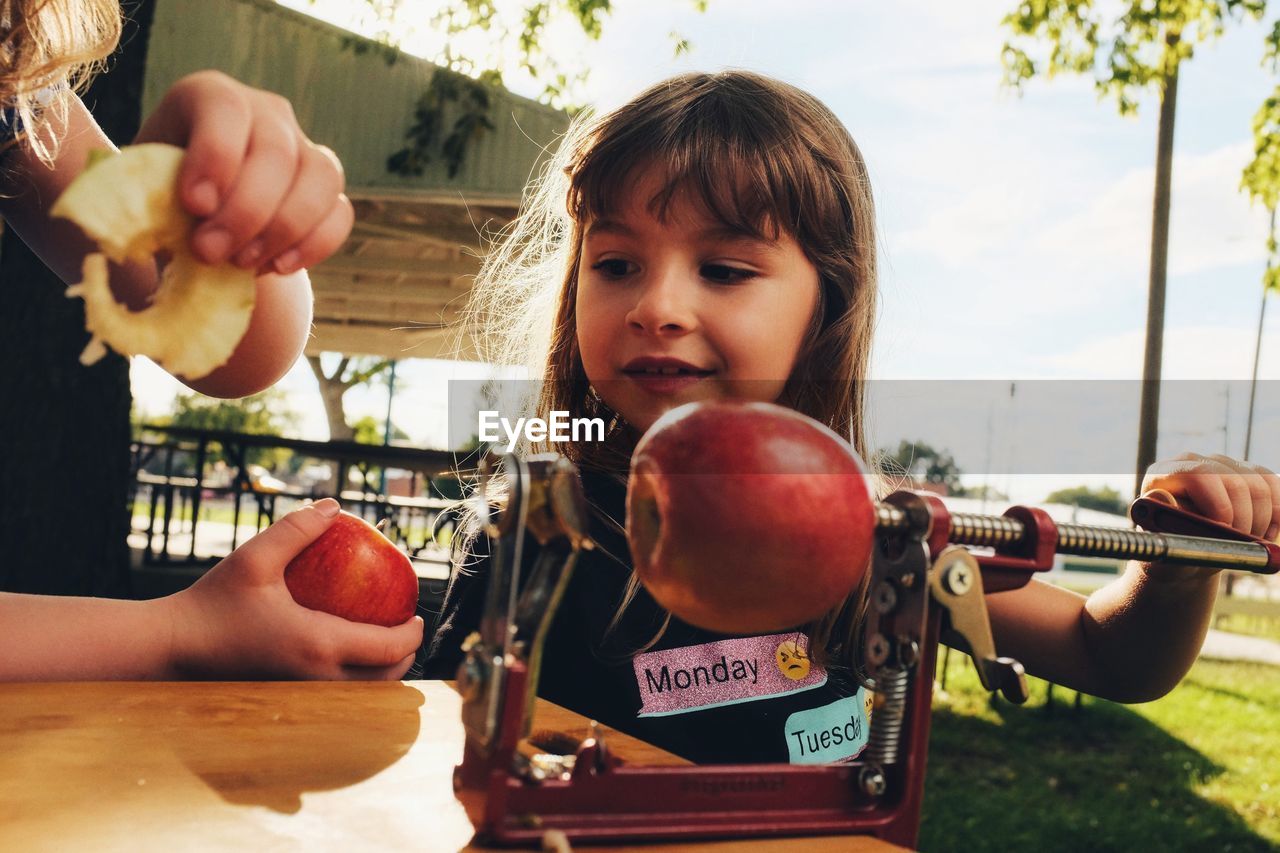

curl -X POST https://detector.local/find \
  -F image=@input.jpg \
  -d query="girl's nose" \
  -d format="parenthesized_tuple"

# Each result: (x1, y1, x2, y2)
(626, 267, 698, 335)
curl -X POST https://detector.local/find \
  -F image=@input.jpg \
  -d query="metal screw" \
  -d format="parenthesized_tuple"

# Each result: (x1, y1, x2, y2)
(899, 571, 917, 589)
(897, 637, 920, 668)
(943, 563, 974, 596)
(872, 581, 898, 614)
(867, 633, 891, 666)
(859, 766, 887, 797)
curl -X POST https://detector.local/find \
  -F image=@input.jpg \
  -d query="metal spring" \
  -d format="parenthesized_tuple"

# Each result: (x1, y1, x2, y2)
(1055, 523, 1166, 562)
(874, 499, 1267, 568)
(948, 515, 1169, 561)
(950, 513, 1023, 548)
(865, 667, 908, 766)
(876, 504, 909, 531)
(877, 504, 1168, 561)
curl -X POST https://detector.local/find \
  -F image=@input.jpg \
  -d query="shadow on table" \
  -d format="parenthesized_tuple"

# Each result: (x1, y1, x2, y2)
(167, 681, 425, 813)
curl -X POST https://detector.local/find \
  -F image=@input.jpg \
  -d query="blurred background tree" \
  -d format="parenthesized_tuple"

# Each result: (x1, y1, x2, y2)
(306, 354, 396, 442)
(150, 390, 300, 469)
(877, 440, 967, 495)
(1044, 484, 1128, 516)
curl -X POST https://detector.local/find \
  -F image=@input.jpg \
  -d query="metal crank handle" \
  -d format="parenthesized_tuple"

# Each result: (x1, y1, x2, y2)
(875, 497, 1280, 575)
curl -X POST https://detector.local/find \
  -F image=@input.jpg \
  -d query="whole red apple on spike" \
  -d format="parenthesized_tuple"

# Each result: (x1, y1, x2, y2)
(626, 401, 876, 635)
(284, 512, 419, 626)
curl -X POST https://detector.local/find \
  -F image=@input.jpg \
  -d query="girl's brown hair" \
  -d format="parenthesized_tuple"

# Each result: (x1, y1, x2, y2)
(462, 70, 879, 673)
(2, 0, 122, 162)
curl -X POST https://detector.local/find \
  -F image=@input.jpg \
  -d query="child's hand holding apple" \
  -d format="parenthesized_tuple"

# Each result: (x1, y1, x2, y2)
(162, 499, 423, 680)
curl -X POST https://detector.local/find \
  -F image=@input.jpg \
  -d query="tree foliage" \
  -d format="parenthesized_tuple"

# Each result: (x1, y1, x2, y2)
(1044, 484, 1128, 516)
(152, 389, 299, 468)
(1243, 20, 1280, 291)
(876, 440, 966, 494)
(352, 413, 410, 444)
(164, 390, 293, 431)
(387, 67, 498, 177)
(1002, 1, 1265, 115)
(322, 0, 708, 175)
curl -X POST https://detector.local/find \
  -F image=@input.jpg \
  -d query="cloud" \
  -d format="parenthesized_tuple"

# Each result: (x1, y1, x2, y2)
(1032, 141, 1267, 279)
(1035, 325, 1280, 380)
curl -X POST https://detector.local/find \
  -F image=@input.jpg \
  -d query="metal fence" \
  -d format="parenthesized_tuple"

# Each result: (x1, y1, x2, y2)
(129, 425, 476, 603)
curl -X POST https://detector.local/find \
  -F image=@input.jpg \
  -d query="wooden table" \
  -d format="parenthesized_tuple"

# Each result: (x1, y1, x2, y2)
(0, 681, 903, 852)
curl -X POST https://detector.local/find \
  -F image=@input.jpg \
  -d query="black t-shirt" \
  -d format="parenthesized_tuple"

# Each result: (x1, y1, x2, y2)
(421, 467, 871, 765)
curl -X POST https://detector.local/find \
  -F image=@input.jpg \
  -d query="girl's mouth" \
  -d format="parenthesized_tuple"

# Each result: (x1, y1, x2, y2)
(622, 366, 716, 395)
(624, 366, 714, 376)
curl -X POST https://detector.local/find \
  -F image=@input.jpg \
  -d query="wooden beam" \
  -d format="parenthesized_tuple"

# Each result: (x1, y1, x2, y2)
(313, 301, 465, 327)
(306, 320, 481, 361)
(314, 253, 480, 278)
(348, 218, 497, 253)
(347, 187, 520, 210)
(311, 279, 470, 306)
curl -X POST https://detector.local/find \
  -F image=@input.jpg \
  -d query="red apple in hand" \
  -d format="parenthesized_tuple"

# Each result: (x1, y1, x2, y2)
(284, 512, 419, 626)
(627, 401, 876, 635)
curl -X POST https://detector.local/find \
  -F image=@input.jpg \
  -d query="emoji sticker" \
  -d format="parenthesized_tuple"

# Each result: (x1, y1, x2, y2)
(776, 639, 811, 681)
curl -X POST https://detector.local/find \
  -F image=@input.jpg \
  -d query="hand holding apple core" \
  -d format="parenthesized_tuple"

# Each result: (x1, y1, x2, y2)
(626, 401, 876, 635)
(284, 512, 419, 627)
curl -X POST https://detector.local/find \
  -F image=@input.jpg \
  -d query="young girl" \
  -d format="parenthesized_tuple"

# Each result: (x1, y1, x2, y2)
(0, 1, 423, 680)
(422, 70, 1280, 764)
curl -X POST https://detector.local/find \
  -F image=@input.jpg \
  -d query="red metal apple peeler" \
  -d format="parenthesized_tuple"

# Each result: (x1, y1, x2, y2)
(452, 456, 1278, 850)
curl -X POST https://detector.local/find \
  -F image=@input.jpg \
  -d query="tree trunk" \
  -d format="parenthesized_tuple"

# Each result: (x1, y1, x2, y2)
(1244, 207, 1275, 463)
(306, 355, 354, 496)
(0, 1, 155, 596)
(1134, 39, 1179, 499)
(307, 355, 355, 441)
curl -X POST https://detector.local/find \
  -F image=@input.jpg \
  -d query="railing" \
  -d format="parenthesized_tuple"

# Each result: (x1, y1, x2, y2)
(129, 426, 476, 600)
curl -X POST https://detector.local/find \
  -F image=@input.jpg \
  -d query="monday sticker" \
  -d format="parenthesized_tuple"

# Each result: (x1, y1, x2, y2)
(634, 633, 828, 717)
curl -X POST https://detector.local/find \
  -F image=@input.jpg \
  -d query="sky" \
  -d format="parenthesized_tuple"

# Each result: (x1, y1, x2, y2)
(130, 0, 1280, 501)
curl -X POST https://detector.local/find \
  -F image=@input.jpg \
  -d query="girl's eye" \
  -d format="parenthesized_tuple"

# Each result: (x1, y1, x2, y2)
(701, 263, 756, 285)
(591, 258, 635, 278)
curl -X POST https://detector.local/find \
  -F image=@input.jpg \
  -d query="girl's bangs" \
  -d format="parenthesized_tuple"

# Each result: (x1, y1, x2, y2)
(567, 98, 831, 245)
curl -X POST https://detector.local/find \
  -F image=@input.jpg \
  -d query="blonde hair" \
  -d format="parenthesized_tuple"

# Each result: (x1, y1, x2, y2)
(462, 70, 880, 672)
(2, 0, 122, 162)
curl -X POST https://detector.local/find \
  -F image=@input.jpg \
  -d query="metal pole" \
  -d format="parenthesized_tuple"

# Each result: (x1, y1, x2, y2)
(1135, 46, 1180, 499)
(1244, 208, 1276, 461)
(379, 360, 399, 496)
(383, 360, 399, 446)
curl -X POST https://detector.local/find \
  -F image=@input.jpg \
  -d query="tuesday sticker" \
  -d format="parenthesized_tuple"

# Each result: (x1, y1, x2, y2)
(633, 633, 828, 717)
(784, 692, 870, 764)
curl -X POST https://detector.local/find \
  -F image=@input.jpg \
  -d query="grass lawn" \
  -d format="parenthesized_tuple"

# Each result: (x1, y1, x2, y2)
(131, 498, 265, 527)
(1214, 613, 1280, 643)
(920, 654, 1279, 851)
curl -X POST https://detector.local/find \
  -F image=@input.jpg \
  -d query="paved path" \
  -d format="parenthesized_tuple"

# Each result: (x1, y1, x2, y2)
(1199, 629, 1280, 666)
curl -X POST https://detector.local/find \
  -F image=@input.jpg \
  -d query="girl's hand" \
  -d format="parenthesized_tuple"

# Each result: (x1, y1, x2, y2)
(165, 499, 424, 680)
(1140, 452, 1280, 580)
(134, 70, 354, 276)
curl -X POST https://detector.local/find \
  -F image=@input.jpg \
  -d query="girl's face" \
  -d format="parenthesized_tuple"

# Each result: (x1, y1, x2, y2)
(575, 168, 821, 434)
